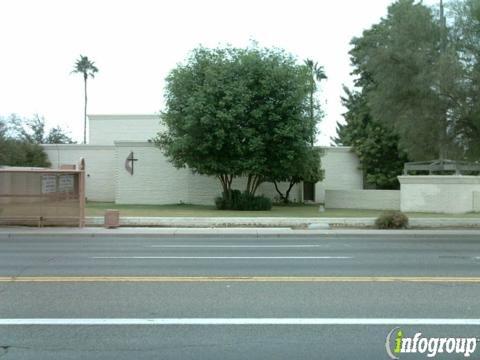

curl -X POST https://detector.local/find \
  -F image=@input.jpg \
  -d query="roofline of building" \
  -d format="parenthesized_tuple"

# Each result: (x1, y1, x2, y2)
(88, 114, 161, 120)
(315, 146, 353, 152)
(110, 142, 353, 152)
(40, 142, 353, 152)
(41, 144, 115, 150)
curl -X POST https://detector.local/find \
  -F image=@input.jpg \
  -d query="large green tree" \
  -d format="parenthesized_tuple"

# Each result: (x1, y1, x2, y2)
(304, 59, 326, 144)
(450, 0, 480, 159)
(347, 0, 480, 162)
(0, 114, 75, 167)
(9, 114, 75, 144)
(0, 118, 8, 165)
(334, 87, 409, 189)
(0, 140, 50, 167)
(72, 55, 98, 144)
(270, 147, 324, 203)
(155, 45, 318, 200)
(350, 0, 463, 161)
(0, 118, 50, 168)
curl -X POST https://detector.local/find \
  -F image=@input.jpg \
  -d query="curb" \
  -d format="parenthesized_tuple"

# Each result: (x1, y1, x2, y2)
(85, 216, 480, 229)
(1, 228, 480, 239)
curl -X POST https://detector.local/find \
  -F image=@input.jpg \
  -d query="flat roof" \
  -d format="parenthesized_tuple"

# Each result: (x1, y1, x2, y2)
(88, 114, 161, 120)
(0, 167, 81, 173)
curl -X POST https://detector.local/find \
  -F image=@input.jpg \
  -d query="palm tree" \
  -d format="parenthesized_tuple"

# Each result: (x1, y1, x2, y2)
(72, 55, 98, 144)
(304, 59, 326, 145)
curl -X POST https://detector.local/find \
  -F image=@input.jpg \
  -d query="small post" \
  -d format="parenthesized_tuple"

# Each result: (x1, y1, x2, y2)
(78, 158, 86, 228)
(104, 209, 120, 229)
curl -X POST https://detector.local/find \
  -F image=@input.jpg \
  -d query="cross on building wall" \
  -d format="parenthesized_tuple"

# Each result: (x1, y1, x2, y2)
(125, 151, 138, 175)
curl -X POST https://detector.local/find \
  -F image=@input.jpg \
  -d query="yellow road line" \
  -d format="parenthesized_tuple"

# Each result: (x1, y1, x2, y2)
(0, 276, 480, 283)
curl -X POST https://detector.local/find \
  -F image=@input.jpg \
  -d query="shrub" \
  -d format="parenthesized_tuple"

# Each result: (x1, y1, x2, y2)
(375, 211, 409, 229)
(214, 196, 226, 210)
(215, 190, 272, 211)
(238, 193, 272, 211)
(215, 190, 241, 210)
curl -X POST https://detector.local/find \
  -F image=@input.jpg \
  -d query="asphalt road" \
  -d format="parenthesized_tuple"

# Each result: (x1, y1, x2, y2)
(0, 232, 480, 359)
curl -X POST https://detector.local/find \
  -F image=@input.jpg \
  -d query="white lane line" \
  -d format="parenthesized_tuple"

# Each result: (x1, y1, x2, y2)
(0, 318, 479, 325)
(147, 245, 327, 248)
(90, 256, 352, 260)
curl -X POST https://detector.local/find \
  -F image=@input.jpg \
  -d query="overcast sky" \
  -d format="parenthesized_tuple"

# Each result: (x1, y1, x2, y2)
(0, 0, 437, 145)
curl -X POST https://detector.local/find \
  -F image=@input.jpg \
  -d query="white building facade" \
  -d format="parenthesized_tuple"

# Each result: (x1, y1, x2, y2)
(42, 114, 364, 205)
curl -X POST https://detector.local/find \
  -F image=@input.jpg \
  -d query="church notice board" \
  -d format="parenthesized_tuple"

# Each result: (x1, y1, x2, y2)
(41, 174, 57, 194)
(41, 174, 76, 194)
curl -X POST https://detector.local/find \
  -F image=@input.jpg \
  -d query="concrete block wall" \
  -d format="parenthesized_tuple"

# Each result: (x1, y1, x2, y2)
(399, 176, 480, 214)
(115, 142, 190, 205)
(325, 190, 400, 210)
(113, 139, 363, 205)
(42, 144, 116, 202)
(316, 147, 363, 203)
(185, 174, 277, 205)
(88, 114, 163, 145)
(42, 131, 363, 206)
(186, 177, 303, 205)
(185, 173, 222, 205)
(114, 142, 305, 205)
(185, 176, 303, 206)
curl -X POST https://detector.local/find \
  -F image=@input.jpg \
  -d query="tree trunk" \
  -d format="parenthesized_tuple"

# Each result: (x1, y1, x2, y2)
(273, 181, 287, 203)
(246, 174, 252, 195)
(246, 174, 263, 196)
(273, 180, 296, 204)
(218, 174, 233, 200)
(285, 181, 295, 202)
(252, 175, 263, 195)
(84, 75, 88, 144)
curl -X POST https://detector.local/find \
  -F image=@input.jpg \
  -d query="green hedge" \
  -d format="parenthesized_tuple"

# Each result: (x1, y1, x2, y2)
(215, 190, 272, 211)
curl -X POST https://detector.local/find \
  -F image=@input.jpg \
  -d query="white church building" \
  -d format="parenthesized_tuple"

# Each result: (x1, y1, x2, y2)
(42, 114, 364, 205)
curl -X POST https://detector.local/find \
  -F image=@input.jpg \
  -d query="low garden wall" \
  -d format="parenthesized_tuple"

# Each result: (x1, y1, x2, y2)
(399, 176, 480, 214)
(325, 190, 400, 210)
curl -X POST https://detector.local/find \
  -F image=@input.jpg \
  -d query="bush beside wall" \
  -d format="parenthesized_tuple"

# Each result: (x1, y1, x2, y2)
(215, 190, 272, 211)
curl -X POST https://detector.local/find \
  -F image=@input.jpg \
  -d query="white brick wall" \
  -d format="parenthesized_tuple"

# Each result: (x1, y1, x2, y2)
(84, 114, 364, 204)
(109, 142, 363, 206)
(186, 175, 269, 205)
(185, 173, 222, 205)
(42, 144, 116, 202)
(114, 142, 305, 205)
(88, 114, 163, 145)
(42, 137, 363, 206)
(399, 176, 480, 214)
(325, 190, 400, 210)
(115, 142, 189, 204)
(315, 147, 363, 203)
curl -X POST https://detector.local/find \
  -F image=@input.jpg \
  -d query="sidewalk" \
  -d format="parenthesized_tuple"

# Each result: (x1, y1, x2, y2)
(1, 226, 480, 238)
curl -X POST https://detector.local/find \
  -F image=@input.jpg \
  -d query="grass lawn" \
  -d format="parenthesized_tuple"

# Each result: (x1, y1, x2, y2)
(86, 202, 480, 218)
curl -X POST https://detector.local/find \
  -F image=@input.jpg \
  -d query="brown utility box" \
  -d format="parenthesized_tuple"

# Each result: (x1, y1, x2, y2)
(104, 209, 120, 228)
